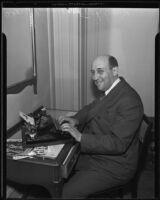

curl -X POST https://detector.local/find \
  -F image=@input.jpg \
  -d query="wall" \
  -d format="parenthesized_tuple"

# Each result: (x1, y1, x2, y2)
(86, 8, 159, 117)
(2, 8, 33, 86)
(5, 8, 51, 129)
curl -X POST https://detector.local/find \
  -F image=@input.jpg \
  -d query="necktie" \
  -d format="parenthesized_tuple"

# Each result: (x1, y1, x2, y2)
(99, 92, 105, 100)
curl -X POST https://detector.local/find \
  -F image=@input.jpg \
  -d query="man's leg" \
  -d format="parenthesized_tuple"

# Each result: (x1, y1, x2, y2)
(62, 168, 125, 199)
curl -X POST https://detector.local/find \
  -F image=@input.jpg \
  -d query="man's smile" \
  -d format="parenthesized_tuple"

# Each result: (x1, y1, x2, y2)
(95, 80, 103, 87)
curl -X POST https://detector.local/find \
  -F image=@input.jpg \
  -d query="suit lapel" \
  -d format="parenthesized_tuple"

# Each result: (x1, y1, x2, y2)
(86, 95, 110, 123)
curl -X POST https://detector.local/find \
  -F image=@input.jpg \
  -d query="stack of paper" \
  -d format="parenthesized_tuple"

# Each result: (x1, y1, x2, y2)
(31, 144, 64, 159)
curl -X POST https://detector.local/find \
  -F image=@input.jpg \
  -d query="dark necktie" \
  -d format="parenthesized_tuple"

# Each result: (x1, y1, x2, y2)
(99, 92, 105, 100)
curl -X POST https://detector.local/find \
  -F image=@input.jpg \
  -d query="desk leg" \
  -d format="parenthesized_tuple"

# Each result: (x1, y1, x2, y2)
(45, 180, 63, 198)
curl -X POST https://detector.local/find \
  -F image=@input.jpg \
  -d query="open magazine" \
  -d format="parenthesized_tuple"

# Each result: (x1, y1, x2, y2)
(29, 144, 64, 159)
(7, 138, 64, 160)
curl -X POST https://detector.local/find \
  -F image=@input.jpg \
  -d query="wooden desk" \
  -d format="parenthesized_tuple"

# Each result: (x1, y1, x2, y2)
(7, 108, 80, 198)
(7, 142, 80, 198)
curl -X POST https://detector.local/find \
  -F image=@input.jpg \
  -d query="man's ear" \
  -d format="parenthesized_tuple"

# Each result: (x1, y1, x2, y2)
(112, 67, 118, 76)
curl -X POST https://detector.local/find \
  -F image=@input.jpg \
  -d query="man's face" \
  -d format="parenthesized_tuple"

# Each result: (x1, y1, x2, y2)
(91, 57, 115, 91)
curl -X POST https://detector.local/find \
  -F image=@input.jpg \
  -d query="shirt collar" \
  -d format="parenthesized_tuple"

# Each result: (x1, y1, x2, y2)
(105, 77, 121, 96)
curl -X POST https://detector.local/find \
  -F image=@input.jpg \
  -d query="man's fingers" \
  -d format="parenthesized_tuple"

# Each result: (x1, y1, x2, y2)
(61, 123, 70, 129)
(58, 116, 66, 124)
(58, 116, 71, 125)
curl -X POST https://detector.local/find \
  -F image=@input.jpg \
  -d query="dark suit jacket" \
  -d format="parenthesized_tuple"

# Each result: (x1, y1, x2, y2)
(73, 77, 144, 179)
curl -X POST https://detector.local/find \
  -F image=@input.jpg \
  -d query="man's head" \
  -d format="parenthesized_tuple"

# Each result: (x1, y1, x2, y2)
(91, 55, 119, 92)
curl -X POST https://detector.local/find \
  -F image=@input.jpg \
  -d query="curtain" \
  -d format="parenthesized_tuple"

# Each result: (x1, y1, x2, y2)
(48, 8, 81, 111)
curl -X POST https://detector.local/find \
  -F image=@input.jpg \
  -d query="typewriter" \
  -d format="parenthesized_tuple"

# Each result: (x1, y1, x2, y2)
(20, 108, 75, 148)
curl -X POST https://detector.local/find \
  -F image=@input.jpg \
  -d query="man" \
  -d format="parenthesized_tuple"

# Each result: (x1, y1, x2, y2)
(59, 55, 144, 199)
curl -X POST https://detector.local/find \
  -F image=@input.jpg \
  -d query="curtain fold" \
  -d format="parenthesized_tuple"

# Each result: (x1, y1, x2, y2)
(51, 8, 80, 111)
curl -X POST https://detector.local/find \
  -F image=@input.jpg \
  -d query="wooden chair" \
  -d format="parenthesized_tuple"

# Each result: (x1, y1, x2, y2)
(88, 114, 153, 199)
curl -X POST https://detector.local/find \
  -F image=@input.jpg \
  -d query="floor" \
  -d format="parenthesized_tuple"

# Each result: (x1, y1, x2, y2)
(6, 155, 155, 199)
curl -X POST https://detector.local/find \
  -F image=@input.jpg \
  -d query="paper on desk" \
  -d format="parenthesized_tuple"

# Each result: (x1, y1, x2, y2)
(12, 148, 34, 160)
(31, 144, 65, 159)
(65, 111, 77, 117)
(19, 111, 35, 125)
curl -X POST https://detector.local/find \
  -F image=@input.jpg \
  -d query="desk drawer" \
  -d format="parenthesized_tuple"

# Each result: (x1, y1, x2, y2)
(61, 143, 80, 178)
(7, 159, 59, 184)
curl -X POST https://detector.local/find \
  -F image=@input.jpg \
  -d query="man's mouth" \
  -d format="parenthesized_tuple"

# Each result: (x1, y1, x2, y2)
(95, 81, 102, 86)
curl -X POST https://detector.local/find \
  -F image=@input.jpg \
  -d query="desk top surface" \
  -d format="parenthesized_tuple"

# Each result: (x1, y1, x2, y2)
(7, 142, 80, 167)
(7, 108, 79, 166)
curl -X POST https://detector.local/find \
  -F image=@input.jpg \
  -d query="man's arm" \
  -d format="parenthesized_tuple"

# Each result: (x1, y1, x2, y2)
(73, 99, 99, 126)
(80, 96, 144, 155)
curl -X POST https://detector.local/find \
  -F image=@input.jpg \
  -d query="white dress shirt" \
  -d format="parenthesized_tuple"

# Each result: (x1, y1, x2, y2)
(104, 77, 121, 96)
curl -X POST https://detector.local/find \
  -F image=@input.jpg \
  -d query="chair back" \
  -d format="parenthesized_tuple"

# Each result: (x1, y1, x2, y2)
(137, 114, 152, 171)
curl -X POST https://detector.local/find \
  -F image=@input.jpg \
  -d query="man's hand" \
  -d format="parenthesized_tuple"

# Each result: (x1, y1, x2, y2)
(61, 123, 82, 142)
(58, 116, 79, 127)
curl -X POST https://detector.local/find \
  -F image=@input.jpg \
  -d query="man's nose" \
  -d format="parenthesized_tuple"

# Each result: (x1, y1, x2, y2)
(92, 72, 98, 80)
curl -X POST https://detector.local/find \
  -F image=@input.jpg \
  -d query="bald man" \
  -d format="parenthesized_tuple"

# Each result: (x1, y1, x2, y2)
(59, 55, 144, 199)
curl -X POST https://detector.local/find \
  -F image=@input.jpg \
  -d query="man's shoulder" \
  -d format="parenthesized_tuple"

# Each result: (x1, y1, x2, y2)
(116, 78, 142, 105)
(119, 78, 141, 96)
